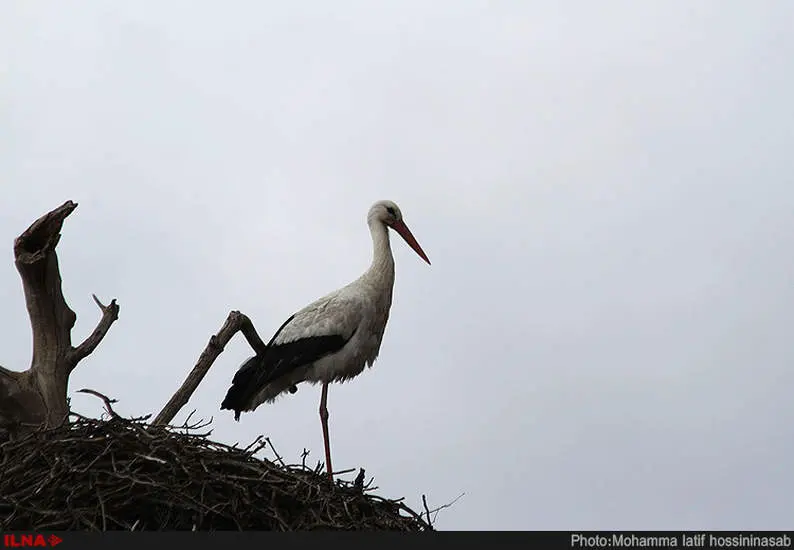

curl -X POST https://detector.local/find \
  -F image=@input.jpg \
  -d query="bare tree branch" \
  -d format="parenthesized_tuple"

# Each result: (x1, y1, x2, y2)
(354, 468, 366, 492)
(67, 294, 120, 370)
(422, 494, 432, 526)
(238, 314, 268, 355)
(77, 388, 121, 419)
(265, 437, 285, 466)
(422, 492, 465, 525)
(152, 311, 269, 426)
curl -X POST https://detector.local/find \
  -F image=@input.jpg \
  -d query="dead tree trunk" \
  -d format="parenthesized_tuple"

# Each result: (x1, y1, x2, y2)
(0, 201, 119, 441)
(0, 200, 271, 439)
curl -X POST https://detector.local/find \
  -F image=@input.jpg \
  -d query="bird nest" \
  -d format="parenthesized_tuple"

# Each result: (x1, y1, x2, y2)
(0, 412, 433, 531)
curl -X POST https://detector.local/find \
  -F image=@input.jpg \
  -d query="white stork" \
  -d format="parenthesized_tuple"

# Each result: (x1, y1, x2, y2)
(221, 200, 430, 479)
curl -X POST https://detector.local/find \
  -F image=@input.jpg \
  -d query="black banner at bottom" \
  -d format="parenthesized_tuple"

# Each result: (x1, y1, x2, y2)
(0, 530, 791, 549)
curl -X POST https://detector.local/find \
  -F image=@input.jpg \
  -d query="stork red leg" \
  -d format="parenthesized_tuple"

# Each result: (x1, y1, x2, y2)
(319, 382, 333, 480)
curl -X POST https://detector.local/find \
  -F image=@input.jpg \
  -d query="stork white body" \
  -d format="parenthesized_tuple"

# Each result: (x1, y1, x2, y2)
(244, 274, 394, 410)
(221, 200, 430, 478)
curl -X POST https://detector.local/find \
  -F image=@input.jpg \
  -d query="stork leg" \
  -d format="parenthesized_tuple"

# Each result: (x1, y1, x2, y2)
(319, 382, 333, 480)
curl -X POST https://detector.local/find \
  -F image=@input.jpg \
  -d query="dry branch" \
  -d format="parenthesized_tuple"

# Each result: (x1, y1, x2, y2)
(76, 388, 121, 419)
(0, 201, 120, 439)
(67, 295, 120, 370)
(422, 492, 465, 526)
(153, 311, 268, 426)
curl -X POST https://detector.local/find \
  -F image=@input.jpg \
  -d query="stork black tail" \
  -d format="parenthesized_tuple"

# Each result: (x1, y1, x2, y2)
(220, 354, 300, 421)
(220, 354, 264, 421)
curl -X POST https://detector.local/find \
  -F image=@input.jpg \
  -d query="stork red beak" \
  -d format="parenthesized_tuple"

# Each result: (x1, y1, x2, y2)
(391, 220, 431, 265)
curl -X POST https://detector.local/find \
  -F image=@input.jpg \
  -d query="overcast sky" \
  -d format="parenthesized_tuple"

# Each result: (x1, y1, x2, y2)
(2, 1, 793, 531)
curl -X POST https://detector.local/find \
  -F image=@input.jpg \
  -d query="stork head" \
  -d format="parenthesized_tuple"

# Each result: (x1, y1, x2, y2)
(368, 200, 431, 265)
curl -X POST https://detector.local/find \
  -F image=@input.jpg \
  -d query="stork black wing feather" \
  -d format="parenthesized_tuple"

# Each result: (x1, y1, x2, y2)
(252, 335, 350, 392)
(219, 313, 354, 420)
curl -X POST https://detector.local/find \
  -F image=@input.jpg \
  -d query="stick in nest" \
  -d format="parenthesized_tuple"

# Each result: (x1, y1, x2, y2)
(265, 437, 285, 467)
(422, 492, 465, 526)
(77, 389, 121, 419)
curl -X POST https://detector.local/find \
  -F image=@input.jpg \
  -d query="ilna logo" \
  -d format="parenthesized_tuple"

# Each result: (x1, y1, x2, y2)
(2, 534, 63, 547)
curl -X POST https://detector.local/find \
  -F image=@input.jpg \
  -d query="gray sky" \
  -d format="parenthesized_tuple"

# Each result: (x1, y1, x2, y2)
(2, 1, 793, 530)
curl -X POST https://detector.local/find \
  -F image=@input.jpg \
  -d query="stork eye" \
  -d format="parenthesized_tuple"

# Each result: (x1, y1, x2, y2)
(386, 206, 396, 216)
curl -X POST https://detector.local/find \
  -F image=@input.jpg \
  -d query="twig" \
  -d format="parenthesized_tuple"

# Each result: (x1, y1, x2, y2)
(177, 412, 212, 432)
(425, 492, 465, 524)
(184, 410, 197, 427)
(242, 435, 266, 454)
(422, 494, 433, 526)
(152, 311, 269, 426)
(301, 448, 310, 469)
(250, 437, 269, 457)
(76, 389, 121, 419)
(95, 486, 107, 531)
(354, 468, 365, 492)
(238, 315, 268, 355)
(66, 295, 120, 371)
(135, 454, 167, 465)
(265, 437, 285, 467)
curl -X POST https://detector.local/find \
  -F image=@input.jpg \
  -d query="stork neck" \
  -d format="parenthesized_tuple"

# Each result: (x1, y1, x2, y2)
(366, 220, 395, 282)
